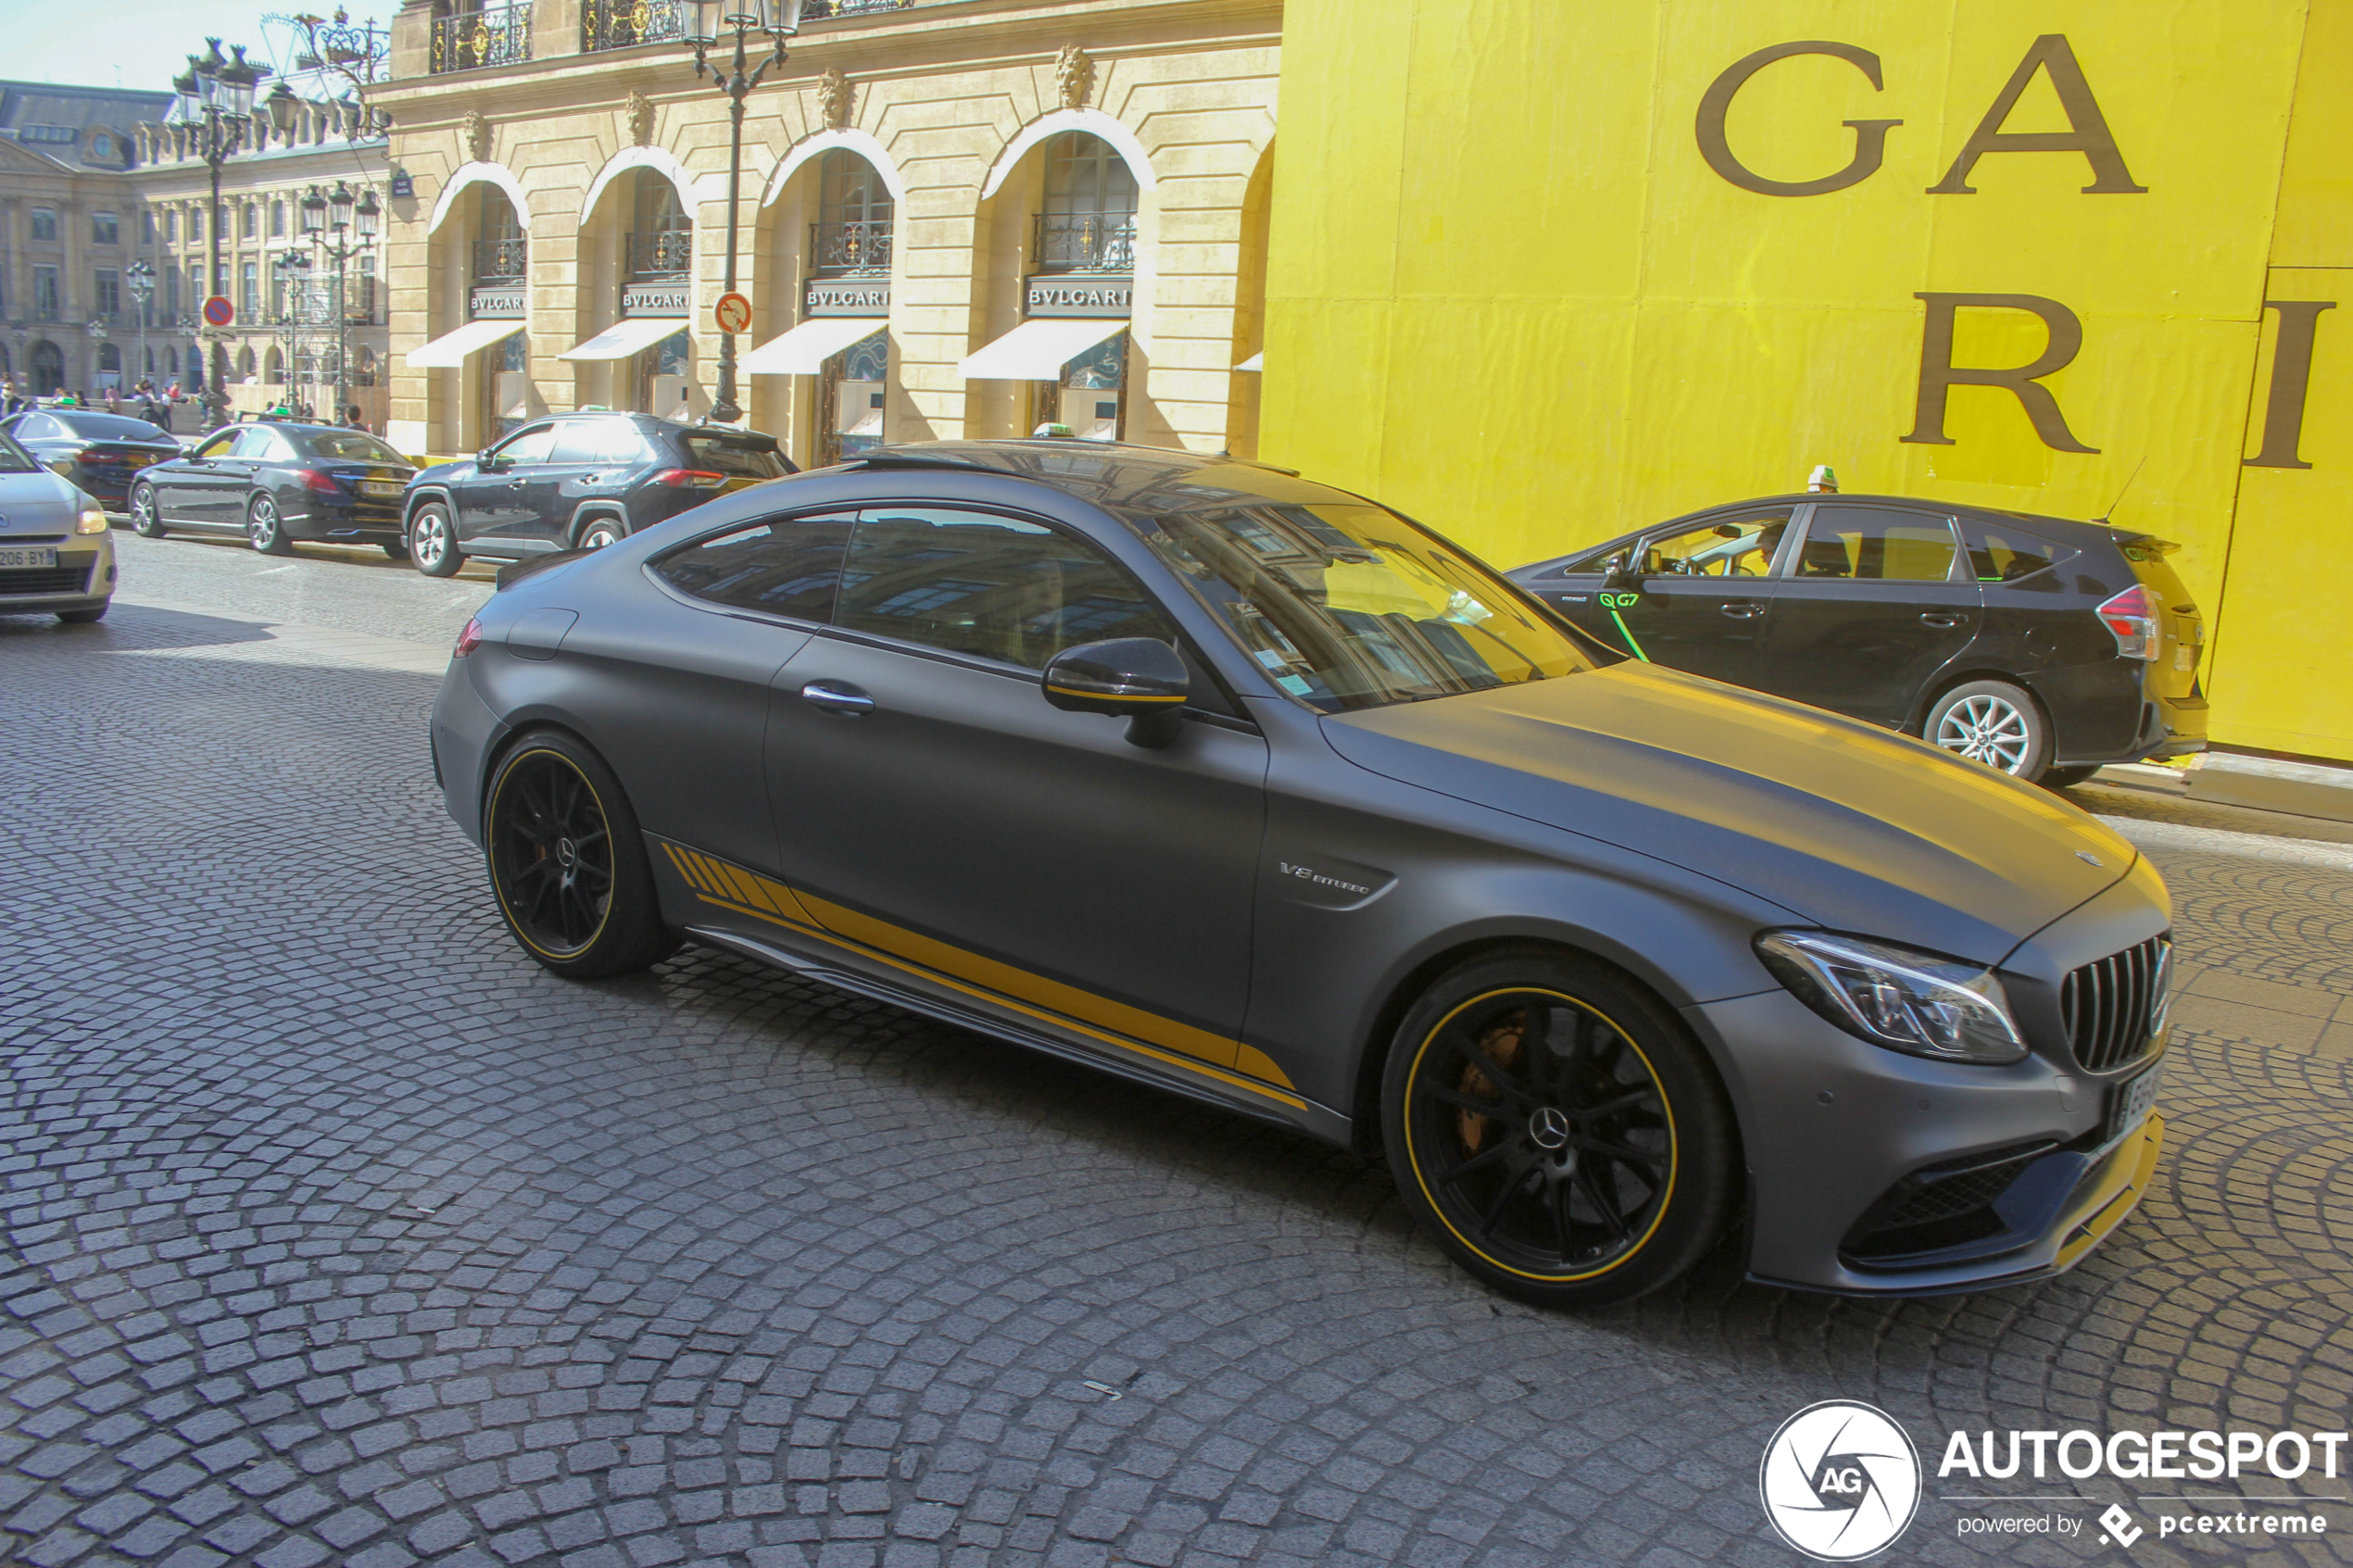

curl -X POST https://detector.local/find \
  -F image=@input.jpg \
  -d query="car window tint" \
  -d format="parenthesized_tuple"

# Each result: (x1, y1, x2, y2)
(304, 431, 405, 464)
(1961, 521, 2079, 582)
(653, 514, 853, 621)
(18, 415, 59, 440)
(61, 413, 170, 441)
(681, 433, 787, 480)
(1641, 511, 1792, 578)
(837, 508, 1176, 670)
(230, 428, 282, 459)
(594, 423, 653, 464)
(1793, 507, 1958, 582)
(194, 431, 239, 459)
(547, 420, 610, 465)
(493, 426, 558, 466)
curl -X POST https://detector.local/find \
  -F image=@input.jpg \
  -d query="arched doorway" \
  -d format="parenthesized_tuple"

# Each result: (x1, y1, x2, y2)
(96, 344, 122, 390)
(31, 341, 65, 396)
(409, 169, 537, 452)
(561, 165, 697, 416)
(751, 144, 897, 464)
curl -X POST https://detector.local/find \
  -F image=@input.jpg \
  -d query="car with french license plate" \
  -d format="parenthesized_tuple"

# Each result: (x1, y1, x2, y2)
(427, 442, 2173, 1308)
(127, 420, 418, 558)
(0, 409, 182, 511)
(0, 426, 117, 622)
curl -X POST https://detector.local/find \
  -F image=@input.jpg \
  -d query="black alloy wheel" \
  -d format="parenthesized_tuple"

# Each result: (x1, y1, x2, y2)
(1382, 950, 1737, 1308)
(246, 493, 293, 556)
(482, 732, 675, 978)
(409, 502, 461, 577)
(129, 483, 166, 538)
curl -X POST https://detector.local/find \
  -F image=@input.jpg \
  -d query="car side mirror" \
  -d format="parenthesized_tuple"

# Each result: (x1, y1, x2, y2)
(1041, 637, 1190, 748)
(1601, 551, 1642, 594)
(477, 450, 502, 471)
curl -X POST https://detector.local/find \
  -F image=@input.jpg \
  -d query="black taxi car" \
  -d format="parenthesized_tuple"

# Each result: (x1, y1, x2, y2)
(1509, 495, 2207, 786)
(0, 409, 182, 509)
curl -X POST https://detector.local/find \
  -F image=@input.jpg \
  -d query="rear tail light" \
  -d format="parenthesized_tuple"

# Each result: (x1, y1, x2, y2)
(2095, 584, 2159, 660)
(453, 616, 484, 658)
(294, 468, 342, 495)
(650, 469, 727, 489)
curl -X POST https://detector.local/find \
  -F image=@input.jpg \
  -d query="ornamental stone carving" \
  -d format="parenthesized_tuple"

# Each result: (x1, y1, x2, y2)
(1054, 44, 1092, 109)
(815, 66, 852, 131)
(462, 107, 491, 163)
(624, 89, 654, 147)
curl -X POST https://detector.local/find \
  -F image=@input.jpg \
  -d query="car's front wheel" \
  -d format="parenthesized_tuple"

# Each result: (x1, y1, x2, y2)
(1925, 679, 2049, 780)
(246, 494, 294, 556)
(409, 503, 462, 577)
(576, 517, 625, 550)
(1381, 949, 1738, 1309)
(482, 732, 676, 979)
(129, 483, 166, 539)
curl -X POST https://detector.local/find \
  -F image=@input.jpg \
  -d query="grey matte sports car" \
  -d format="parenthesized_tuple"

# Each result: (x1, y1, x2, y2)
(429, 442, 2171, 1308)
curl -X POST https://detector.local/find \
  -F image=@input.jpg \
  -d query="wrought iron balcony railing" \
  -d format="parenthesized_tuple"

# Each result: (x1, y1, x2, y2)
(804, 0, 915, 17)
(1033, 210, 1136, 274)
(473, 239, 528, 284)
(583, 0, 685, 51)
(627, 228, 692, 282)
(431, 5, 533, 73)
(810, 219, 891, 277)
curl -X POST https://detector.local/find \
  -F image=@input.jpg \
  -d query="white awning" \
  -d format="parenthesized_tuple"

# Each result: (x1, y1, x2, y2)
(558, 317, 690, 362)
(958, 318, 1127, 381)
(741, 318, 885, 376)
(404, 318, 526, 370)
(1233, 352, 1263, 372)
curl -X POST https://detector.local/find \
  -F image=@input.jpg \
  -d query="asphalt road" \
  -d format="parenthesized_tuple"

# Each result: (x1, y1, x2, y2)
(3, 531, 2349, 1568)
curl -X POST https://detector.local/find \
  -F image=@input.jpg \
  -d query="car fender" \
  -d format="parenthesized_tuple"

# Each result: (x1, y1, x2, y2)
(404, 484, 458, 526)
(568, 502, 627, 546)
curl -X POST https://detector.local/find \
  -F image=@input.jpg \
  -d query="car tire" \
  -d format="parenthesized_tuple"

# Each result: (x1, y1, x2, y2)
(2041, 764, 2100, 790)
(1379, 947, 1739, 1310)
(382, 538, 410, 562)
(482, 731, 678, 980)
(409, 503, 462, 577)
(576, 517, 625, 551)
(1924, 679, 2049, 780)
(56, 605, 107, 624)
(129, 483, 166, 538)
(246, 494, 294, 556)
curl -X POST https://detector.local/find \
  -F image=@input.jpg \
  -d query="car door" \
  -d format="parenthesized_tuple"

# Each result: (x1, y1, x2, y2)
(526, 420, 610, 547)
(1560, 508, 1796, 685)
(1758, 503, 1982, 726)
(763, 504, 1270, 1068)
(152, 429, 233, 522)
(170, 429, 249, 527)
(454, 422, 556, 550)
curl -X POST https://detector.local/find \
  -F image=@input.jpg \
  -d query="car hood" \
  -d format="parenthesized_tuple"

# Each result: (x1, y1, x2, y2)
(1319, 660, 2136, 965)
(0, 469, 93, 530)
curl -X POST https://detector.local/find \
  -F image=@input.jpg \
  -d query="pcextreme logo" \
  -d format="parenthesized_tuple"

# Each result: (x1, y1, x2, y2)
(1759, 1401, 1923, 1561)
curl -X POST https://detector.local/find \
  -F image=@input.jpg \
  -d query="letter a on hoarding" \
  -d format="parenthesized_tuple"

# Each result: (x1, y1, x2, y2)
(1928, 35, 2146, 194)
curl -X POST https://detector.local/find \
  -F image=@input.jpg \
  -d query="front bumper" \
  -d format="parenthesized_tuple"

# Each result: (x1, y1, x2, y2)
(0, 543, 115, 613)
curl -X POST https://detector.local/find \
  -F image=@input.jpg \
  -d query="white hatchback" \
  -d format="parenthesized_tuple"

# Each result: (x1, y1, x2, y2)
(0, 429, 116, 623)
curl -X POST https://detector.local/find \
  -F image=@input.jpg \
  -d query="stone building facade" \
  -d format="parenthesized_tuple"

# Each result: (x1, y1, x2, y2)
(371, 0, 1277, 466)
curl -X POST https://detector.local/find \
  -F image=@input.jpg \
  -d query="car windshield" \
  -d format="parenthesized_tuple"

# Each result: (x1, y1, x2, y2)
(59, 413, 171, 443)
(301, 430, 408, 464)
(680, 432, 787, 480)
(1137, 502, 1602, 710)
(0, 431, 39, 472)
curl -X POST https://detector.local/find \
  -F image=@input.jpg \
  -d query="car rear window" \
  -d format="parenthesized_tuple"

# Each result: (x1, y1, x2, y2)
(1959, 521, 2079, 582)
(653, 513, 853, 621)
(681, 433, 788, 480)
(59, 413, 171, 443)
(302, 431, 407, 464)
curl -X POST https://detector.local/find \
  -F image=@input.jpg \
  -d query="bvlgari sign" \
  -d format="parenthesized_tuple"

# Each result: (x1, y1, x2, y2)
(622, 284, 690, 318)
(803, 278, 889, 318)
(1026, 275, 1132, 319)
(470, 287, 524, 320)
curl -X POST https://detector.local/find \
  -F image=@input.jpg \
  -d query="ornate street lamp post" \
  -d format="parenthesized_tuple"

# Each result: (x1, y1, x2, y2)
(173, 39, 267, 430)
(682, 0, 804, 425)
(127, 261, 157, 392)
(274, 249, 312, 413)
(296, 181, 378, 422)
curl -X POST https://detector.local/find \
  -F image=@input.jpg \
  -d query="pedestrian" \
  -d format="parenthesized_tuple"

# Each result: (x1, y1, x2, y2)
(1, 376, 17, 414)
(342, 404, 368, 433)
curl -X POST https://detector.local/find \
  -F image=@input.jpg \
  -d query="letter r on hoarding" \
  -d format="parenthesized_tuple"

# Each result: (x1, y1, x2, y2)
(1902, 293, 2100, 453)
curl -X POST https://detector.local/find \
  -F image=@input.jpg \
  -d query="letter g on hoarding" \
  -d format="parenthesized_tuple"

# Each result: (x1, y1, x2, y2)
(1759, 1401, 1922, 1561)
(1695, 43, 1902, 196)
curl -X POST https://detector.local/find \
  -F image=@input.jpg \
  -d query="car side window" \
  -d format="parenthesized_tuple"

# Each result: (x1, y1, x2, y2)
(1640, 511, 1792, 577)
(491, 425, 558, 468)
(230, 428, 279, 459)
(18, 415, 57, 440)
(836, 507, 1178, 670)
(1789, 507, 1959, 582)
(652, 513, 854, 621)
(547, 420, 610, 465)
(193, 431, 239, 460)
(1959, 521, 2079, 583)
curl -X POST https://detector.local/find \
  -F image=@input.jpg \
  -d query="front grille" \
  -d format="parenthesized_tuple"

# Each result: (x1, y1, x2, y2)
(1843, 1139, 2055, 1263)
(0, 564, 92, 596)
(2061, 934, 2171, 1072)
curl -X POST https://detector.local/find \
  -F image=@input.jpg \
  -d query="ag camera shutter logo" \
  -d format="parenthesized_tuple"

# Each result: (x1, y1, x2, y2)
(1759, 1400, 1923, 1560)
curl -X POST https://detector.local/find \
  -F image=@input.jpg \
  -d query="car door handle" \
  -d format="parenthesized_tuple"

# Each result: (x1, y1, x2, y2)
(1718, 601, 1765, 619)
(1919, 611, 1969, 628)
(799, 680, 875, 716)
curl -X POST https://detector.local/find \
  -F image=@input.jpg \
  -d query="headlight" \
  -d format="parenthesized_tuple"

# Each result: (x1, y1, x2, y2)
(76, 507, 108, 534)
(1755, 930, 2027, 1064)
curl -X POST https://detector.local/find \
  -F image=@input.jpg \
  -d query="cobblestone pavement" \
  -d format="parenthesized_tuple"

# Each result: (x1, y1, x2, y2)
(3, 533, 2349, 1568)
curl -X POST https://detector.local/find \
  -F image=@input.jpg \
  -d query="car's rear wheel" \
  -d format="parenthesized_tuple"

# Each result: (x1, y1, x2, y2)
(409, 503, 461, 577)
(246, 494, 293, 556)
(483, 732, 676, 979)
(576, 517, 625, 550)
(1381, 949, 1737, 1309)
(1925, 679, 2049, 780)
(129, 483, 166, 538)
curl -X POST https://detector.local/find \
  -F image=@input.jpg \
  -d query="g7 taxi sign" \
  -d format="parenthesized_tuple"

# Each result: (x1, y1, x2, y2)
(713, 292, 751, 335)
(202, 295, 235, 328)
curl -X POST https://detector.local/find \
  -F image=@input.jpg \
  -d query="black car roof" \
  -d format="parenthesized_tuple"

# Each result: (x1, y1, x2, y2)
(1564, 492, 2147, 559)
(855, 439, 1353, 516)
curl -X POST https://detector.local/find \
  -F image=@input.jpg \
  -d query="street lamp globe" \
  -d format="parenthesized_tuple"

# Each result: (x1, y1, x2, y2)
(300, 186, 328, 236)
(266, 81, 301, 136)
(219, 46, 262, 116)
(766, 0, 804, 37)
(128, 261, 157, 307)
(683, 0, 723, 44)
(193, 40, 223, 108)
(354, 188, 381, 242)
(328, 181, 356, 232)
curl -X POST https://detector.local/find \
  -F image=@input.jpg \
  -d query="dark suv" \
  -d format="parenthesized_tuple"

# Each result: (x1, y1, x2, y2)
(402, 411, 796, 577)
(1509, 495, 2206, 786)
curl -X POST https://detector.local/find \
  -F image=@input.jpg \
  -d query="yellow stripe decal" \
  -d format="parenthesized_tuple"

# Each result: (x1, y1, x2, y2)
(1044, 684, 1188, 704)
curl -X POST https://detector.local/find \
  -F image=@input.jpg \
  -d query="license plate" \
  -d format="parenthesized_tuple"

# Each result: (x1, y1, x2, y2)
(0, 546, 57, 569)
(361, 481, 404, 497)
(2104, 1062, 2161, 1146)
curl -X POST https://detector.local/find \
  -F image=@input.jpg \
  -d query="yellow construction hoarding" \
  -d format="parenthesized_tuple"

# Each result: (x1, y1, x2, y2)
(1262, 1, 2347, 759)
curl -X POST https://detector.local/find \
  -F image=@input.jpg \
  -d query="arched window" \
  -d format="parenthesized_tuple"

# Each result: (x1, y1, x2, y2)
(31, 341, 66, 396)
(238, 346, 258, 380)
(167, 345, 180, 376)
(1038, 132, 1138, 272)
(627, 170, 689, 281)
(354, 346, 377, 386)
(145, 346, 156, 374)
(265, 345, 285, 384)
(474, 185, 526, 283)
(97, 344, 122, 375)
(814, 150, 893, 275)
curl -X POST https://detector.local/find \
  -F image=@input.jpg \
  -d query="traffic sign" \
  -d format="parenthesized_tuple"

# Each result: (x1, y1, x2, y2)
(713, 292, 751, 335)
(202, 295, 235, 328)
